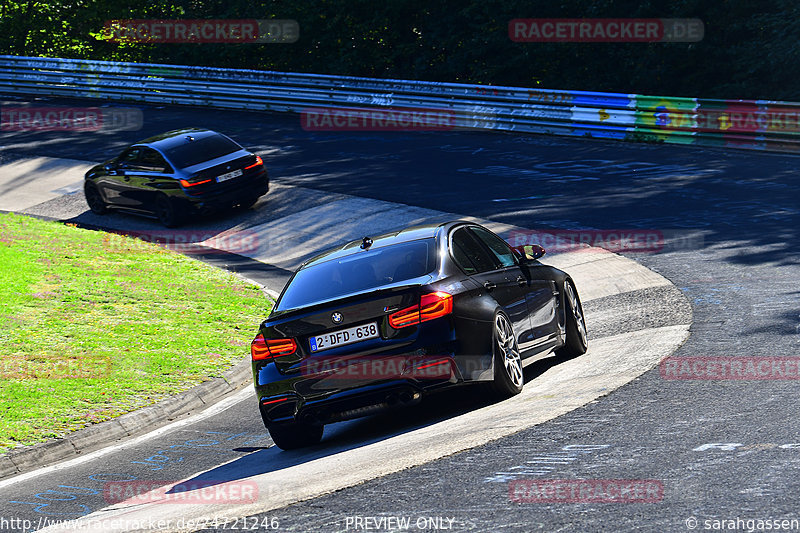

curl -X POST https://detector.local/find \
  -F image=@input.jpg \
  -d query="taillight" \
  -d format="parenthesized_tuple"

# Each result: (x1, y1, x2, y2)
(388, 291, 453, 329)
(420, 291, 453, 321)
(388, 305, 420, 329)
(266, 337, 297, 356)
(179, 178, 212, 188)
(244, 155, 263, 170)
(251, 333, 297, 361)
(251, 333, 271, 361)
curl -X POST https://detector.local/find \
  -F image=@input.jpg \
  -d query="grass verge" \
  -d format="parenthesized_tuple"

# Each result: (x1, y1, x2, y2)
(0, 212, 271, 453)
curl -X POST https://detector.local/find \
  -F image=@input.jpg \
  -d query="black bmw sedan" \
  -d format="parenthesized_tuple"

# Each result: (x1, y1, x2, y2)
(251, 221, 587, 450)
(84, 128, 268, 226)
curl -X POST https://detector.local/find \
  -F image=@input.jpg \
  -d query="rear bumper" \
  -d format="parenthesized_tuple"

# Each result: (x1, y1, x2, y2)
(254, 349, 494, 425)
(180, 171, 268, 213)
(259, 382, 429, 425)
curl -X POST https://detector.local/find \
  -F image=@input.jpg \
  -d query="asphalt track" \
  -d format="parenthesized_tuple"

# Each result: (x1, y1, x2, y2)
(0, 97, 798, 532)
(0, 158, 688, 532)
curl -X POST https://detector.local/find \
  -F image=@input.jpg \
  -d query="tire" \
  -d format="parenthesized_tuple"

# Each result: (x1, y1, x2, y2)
(556, 280, 588, 357)
(267, 421, 324, 450)
(489, 311, 525, 397)
(84, 183, 107, 215)
(154, 194, 181, 228)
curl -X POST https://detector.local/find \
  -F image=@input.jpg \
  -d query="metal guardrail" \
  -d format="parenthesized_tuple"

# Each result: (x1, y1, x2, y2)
(1, 55, 799, 153)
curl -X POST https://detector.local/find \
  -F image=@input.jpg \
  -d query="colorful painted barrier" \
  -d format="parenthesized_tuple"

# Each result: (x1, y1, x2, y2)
(1, 55, 798, 153)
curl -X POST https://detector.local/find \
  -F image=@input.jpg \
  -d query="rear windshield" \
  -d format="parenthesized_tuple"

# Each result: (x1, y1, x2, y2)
(276, 239, 438, 311)
(164, 134, 241, 169)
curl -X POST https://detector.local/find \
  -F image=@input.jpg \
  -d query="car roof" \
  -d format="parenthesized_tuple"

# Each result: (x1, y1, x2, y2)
(299, 221, 469, 270)
(133, 128, 220, 151)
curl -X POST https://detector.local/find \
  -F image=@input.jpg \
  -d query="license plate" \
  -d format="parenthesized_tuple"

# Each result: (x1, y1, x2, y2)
(309, 322, 379, 353)
(216, 168, 243, 183)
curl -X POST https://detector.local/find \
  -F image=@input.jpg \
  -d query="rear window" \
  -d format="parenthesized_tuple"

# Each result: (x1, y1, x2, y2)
(276, 239, 437, 311)
(164, 134, 242, 168)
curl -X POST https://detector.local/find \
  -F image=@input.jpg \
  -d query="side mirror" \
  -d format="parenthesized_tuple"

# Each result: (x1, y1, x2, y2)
(521, 244, 546, 261)
(103, 162, 117, 171)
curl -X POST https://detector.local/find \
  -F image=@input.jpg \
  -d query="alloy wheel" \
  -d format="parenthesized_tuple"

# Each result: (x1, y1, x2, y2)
(495, 313, 523, 388)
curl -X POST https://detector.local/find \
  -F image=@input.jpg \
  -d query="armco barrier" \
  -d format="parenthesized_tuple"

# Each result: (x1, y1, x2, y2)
(1, 55, 799, 153)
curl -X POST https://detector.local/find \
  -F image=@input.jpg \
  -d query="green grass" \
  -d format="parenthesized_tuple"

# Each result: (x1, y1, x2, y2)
(0, 213, 272, 453)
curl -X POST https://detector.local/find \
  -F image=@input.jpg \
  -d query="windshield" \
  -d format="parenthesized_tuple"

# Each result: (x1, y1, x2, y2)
(164, 134, 241, 169)
(276, 239, 437, 311)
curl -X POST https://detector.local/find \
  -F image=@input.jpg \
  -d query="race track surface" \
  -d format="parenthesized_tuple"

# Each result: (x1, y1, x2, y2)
(0, 98, 798, 532)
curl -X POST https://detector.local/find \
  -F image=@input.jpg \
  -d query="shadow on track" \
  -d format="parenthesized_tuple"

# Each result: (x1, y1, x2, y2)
(166, 352, 577, 492)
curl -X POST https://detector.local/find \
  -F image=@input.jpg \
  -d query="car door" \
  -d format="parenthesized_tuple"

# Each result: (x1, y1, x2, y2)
(131, 148, 175, 211)
(466, 226, 539, 352)
(113, 146, 156, 208)
(517, 259, 561, 348)
(98, 147, 142, 207)
(450, 227, 534, 351)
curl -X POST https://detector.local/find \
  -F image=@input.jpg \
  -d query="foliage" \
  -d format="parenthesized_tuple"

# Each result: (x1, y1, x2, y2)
(0, 1, 797, 105)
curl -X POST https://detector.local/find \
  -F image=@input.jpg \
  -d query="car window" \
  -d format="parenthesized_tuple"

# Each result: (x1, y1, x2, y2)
(117, 148, 142, 168)
(451, 237, 478, 274)
(450, 227, 497, 274)
(164, 134, 242, 169)
(275, 239, 437, 311)
(470, 226, 517, 268)
(139, 148, 172, 173)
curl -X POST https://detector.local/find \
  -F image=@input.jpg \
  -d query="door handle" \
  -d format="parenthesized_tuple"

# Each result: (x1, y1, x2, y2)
(484, 281, 496, 290)
(516, 276, 527, 286)
(123, 176, 130, 181)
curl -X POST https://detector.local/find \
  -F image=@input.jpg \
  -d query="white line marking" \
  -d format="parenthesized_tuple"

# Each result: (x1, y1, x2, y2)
(36, 325, 691, 532)
(0, 388, 253, 490)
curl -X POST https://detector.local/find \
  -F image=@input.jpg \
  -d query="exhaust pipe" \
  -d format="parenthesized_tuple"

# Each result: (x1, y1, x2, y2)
(399, 390, 421, 404)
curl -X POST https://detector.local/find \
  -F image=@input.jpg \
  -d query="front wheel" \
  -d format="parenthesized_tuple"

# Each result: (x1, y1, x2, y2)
(556, 280, 588, 357)
(267, 421, 324, 450)
(84, 183, 107, 215)
(489, 311, 524, 397)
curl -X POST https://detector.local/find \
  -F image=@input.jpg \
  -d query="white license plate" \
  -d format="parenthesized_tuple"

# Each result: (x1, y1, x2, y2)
(309, 322, 379, 353)
(216, 168, 243, 183)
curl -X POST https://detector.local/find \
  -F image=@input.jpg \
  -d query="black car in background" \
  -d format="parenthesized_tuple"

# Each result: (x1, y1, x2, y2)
(251, 221, 587, 450)
(84, 128, 268, 226)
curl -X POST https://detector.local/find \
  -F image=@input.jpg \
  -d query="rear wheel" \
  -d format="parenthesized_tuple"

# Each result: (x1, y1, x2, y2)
(84, 183, 107, 215)
(267, 421, 324, 450)
(490, 311, 524, 397)
(155, 194, 181, 227)
(557, 280, 588, 357)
